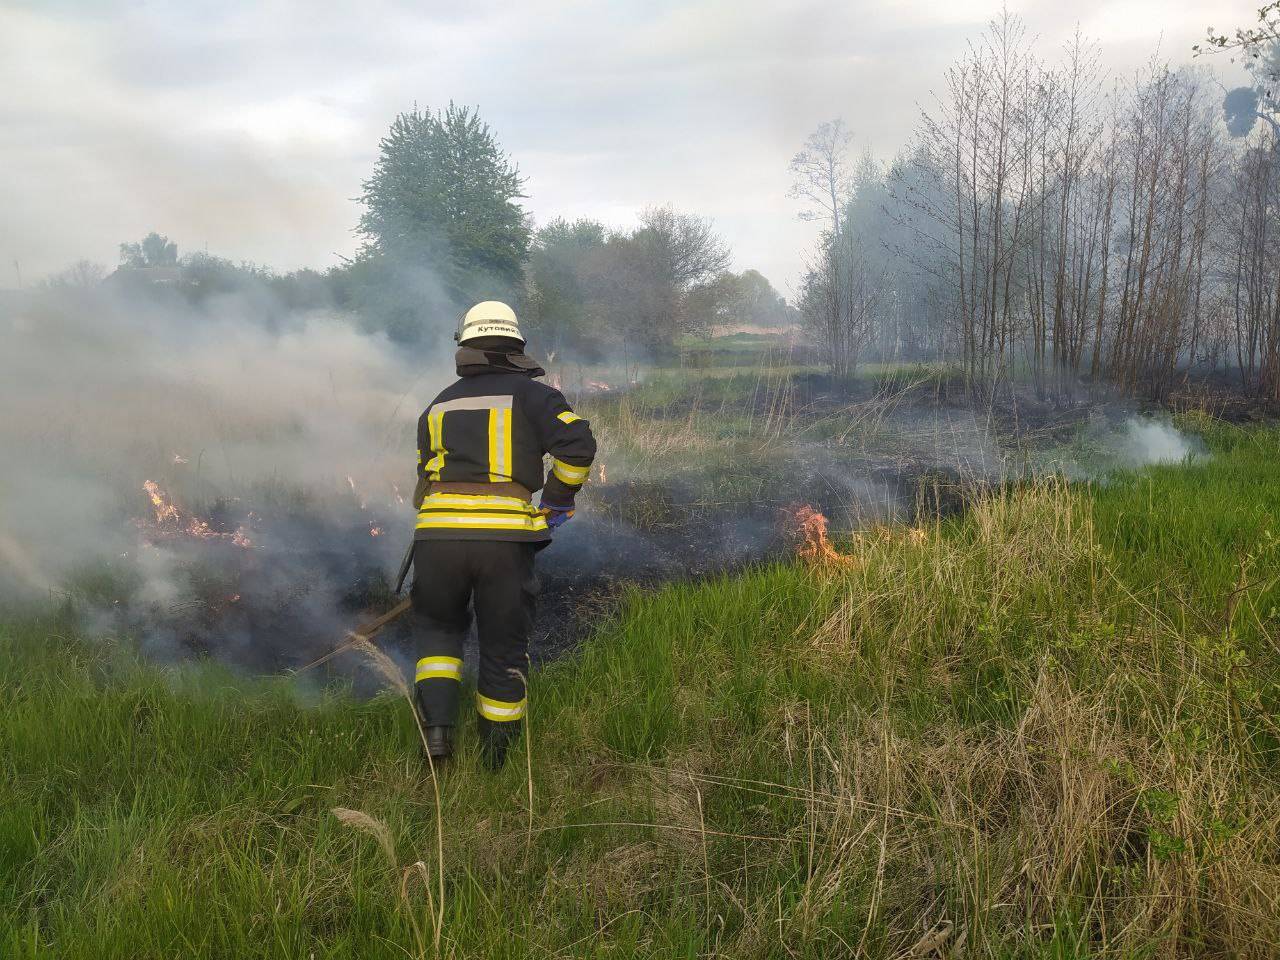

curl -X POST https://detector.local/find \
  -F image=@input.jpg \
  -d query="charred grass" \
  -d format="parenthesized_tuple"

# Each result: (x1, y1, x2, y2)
(3, 418, 1280, 957)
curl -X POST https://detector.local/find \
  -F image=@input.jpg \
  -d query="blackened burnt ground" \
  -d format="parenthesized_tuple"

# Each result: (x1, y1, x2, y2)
(89, 373, 1170, 682)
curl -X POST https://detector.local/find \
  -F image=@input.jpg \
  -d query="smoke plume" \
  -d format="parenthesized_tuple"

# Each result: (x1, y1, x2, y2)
(0, 281, 1211, 674)
(1120, 417, 1198, 466)
(0, 282, 447, 609)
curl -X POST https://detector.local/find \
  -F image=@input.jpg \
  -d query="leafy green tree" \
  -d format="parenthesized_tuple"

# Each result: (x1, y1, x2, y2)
(524, 218, 608, 356)
(724, 269, 795, 328)
(522, 208, 733, 358)
(180, 252, 274, 300)
(356, 103, 530, 339)
(118, 232, 178, 268)
(623, 206, 730, 349)
(685, 270, 795, 336)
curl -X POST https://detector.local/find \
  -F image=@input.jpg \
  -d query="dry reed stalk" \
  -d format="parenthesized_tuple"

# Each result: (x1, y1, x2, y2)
(901, 919, 954, 957)
(348, 638, 446, 954)
(689, 771, 712, 933)
(507, 665, 535, 851)
(400, 860, 436, 958)
(294, 597, 413, 675)
(330, 807, 438, 958)
(331, 806, 397, 864)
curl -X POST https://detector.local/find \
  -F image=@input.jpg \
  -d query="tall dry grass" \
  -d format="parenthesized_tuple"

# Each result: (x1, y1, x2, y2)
(7, 419, 1279, 958)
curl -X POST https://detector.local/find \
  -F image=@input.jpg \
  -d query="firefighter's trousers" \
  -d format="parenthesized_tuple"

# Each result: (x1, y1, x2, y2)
(410, 539, 537, 734)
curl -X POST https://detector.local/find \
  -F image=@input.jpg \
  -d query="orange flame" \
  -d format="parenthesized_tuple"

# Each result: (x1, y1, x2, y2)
(791, 505, 852, 567)
(597, 461, 607, 484)
(139, 480, 253, 548)
(143, 479, 181, 523)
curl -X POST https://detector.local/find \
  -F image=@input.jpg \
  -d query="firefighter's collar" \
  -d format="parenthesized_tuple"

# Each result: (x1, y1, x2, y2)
(454, 346, 545, 378)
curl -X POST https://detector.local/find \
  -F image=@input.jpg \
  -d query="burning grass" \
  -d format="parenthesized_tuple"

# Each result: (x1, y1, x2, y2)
(3, 419, 1279, 957)
(20, 357, 1164, 680)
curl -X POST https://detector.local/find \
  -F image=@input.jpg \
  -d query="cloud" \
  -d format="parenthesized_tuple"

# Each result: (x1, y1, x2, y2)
(0, 0, 1259, 290)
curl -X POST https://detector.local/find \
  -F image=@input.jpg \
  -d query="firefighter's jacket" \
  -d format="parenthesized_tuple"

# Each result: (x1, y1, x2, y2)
(413, 348, 596, 543)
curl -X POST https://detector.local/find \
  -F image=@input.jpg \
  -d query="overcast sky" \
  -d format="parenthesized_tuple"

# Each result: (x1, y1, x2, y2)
(0, 0, 1256, 297)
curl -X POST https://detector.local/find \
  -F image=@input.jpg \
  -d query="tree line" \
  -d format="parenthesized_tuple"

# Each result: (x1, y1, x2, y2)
(78, 102, 793, 360)
(352, 103, 793, 357)
(795, 8, 1280, 402)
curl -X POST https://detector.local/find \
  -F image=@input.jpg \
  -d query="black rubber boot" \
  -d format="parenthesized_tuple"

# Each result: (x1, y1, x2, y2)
(422, 725, 453, 763)
(478, 719, 520, 771)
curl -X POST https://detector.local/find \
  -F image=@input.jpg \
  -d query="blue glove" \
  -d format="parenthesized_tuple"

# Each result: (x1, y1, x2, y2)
(540, 506, 575, 529)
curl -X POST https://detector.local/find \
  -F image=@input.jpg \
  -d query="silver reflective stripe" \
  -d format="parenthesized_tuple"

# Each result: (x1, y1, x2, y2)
(432, 395, 513, 414)
(477, 693, 526, 721)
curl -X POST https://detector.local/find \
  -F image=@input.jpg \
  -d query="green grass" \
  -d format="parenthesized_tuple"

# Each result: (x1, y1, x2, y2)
(3, 420, 1280, 957)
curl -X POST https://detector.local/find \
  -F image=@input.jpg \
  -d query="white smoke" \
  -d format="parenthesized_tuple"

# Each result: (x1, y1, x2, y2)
(0, 282, 452, 603)
(1119, 417, 1198, 466)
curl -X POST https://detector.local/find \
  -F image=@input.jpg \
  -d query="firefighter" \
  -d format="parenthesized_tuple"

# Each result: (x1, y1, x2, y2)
(410, 301, 596, 769)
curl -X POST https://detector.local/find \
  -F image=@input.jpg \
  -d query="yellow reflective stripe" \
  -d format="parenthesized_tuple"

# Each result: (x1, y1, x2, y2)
(415, 656, 462, 682)
(487, 407, 512, 482)
(418, 492, 545, 531)
(417, 514, 549, 531)
(556, 411, 582, 424)
(551, 458, 590, 485)
(418, 517, 549, 531)
(425, 409, 446, 479)
(477, 692, 526, 721)
(421, 493, 533, 511)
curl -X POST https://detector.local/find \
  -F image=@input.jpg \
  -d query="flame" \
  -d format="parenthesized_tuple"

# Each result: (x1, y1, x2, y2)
(143, 479, 181, 523)
(369, 525, 383, 537)
(791, 505, 853, 567)
(597, 461, 607, 484)
(391, 481, 405, 506)
(138, 480, 253, 548)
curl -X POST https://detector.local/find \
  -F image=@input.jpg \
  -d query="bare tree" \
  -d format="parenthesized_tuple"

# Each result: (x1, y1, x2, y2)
(791, 120, 881, 381)
(43, 260, 106, 289)
(635, 206, 731, 292)
(1222, 136, 1280, 399)
(914, 11, 1042, 392)
(798, 232, 882, 381)
(790, 12, 1268, 402)
(790, 120, 855, 234)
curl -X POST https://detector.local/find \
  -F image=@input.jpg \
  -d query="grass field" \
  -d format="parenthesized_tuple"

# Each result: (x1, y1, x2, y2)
(3, 414, 1279, 958)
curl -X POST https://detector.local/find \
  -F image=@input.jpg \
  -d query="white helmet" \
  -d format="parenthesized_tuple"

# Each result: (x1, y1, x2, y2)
(456, 300, 524, 345)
